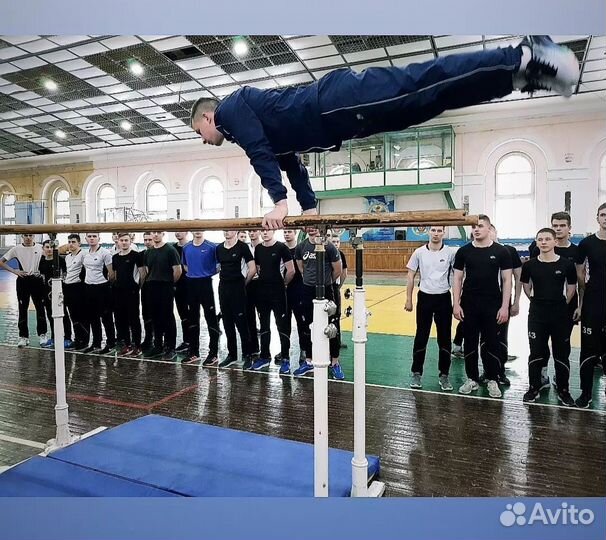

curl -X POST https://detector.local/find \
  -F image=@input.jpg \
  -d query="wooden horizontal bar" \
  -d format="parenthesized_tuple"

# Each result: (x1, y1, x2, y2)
(0, 210, 477, 235)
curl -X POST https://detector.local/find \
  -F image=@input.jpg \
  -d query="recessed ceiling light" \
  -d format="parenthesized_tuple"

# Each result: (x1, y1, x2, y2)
(120, 120, 132, 131)
(54, 130, 66, 139)
(233, 39, 248, 57)
(129, 61, 144, 76)
(44, 79, 58, 91)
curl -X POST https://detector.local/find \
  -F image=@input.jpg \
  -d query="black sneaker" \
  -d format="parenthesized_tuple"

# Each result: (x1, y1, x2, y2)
(146, 347, 164, 359)
(517, 36, 579, 96)
(162, 349, 177, 361)
(498, 374, 511, 386)
(81, 345, 95, 354)
(202, 353, 218, 367)
(274, 353, 282, 365)
(218, 355, 237, 368)
(523, 388, 540, 403)
(242, 355, 254, 370)
(175, 342, 189, 353)
(575, 393, 592, 409)
(557, 389, 575, 407)
(98, 345, 116, 355)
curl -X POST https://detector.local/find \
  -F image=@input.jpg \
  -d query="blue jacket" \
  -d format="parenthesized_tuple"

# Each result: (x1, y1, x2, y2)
(215, 80, 343, 211)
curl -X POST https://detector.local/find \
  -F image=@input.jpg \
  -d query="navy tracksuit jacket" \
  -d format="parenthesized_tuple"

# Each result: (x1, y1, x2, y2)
(214, 45, 522, 210)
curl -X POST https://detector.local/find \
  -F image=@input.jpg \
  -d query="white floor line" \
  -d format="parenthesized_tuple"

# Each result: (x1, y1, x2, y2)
(4, 344, 605, 416)
(0, 433, 46, 449)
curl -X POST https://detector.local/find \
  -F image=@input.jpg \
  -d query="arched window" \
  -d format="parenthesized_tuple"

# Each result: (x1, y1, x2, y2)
(260, 188, 274, 216)
(600, 153, 606, 202)
(53, 188, 71, 245)
(200, 178, 224, 242)
(146, 180, 167, 221)
(200, 178, 224, 219)
(97, 184, 116, 222)
(1, 192, 16, 247)
(494, 153, 535, 239)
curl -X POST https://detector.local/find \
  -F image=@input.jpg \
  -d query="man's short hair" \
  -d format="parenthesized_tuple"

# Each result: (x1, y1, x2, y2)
(117, 232, 130, 239)
(536, 227, 556, 239)
(477, 214, 491, 225)
(67, 233, 80, 242)
(551, 211, 571, 225)
(598, 202, 606, 214)
(190, 97, 220, 125)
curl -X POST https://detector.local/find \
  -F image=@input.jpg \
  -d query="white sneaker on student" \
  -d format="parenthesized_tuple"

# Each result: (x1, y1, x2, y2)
(17, 337, 29, 348)
(459, 379, 479, 394)
(487, 380, 502, 398)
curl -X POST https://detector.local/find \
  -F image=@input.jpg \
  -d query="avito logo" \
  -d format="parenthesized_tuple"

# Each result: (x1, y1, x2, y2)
(500, 502, 595, 527)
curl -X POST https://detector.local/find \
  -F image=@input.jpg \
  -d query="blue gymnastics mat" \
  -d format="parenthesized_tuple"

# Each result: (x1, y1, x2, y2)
(46, 414, 380, 497)
(0, 456, 178, 497)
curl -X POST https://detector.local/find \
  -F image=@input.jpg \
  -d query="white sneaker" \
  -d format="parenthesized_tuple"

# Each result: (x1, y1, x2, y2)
(17, 337, 29, 348)
(459, 379, 479, 394)
(516, 35, 579, 97)
(39, 334, 49, 345)
(487, 380, 502, 398)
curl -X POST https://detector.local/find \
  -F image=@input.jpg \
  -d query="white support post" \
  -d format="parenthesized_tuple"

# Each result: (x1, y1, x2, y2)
(351, 285, 369, 496)
(350, 232, 385, 498)
(311, 297, 331, 497)
(44, 243, 77, 454)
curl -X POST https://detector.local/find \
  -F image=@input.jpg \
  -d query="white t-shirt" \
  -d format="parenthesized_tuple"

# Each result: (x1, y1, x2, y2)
(83, 247, 112, 285)
(64, 250, 85, 285)
(3, 243, 43, 274)
(407, 244, 455, 294)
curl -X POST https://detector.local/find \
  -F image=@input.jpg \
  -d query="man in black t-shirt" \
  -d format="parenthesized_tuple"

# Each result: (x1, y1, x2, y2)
(294, 227, 343, 379)
(528, 212, 579, 336)
(574, 203, 606, 408)
(112, 233, 144, 357)
(142, 231, 182, 361)
(140, 232, 155, 350)
(453, 215, 512, 398)
(216, 231, 256, 369)
(39, 239, 71, 349)
(283, 229, 307, 365)
(520, 228, 577, 406)
(252, 230, 295, 374)
(172, 232, 192, 354)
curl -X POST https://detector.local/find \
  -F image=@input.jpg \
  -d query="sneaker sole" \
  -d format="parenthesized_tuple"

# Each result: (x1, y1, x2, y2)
(410, 383, 422, 389)
(439, 384, 453, 391)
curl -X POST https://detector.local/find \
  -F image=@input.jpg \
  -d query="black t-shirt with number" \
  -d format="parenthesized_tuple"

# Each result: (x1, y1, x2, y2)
(217, 240, 253, 281)
(520, 256, 577, 305)
(255, 241, 292, 284)
(577, 234, 606, 292)
(453, 242, 513, 300)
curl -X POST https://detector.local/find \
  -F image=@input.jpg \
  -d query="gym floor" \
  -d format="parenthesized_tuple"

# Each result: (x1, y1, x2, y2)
(0, 271, 604, 496)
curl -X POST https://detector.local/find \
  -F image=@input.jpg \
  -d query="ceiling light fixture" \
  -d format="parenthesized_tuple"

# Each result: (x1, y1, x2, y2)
(233, 39, 249, 57)
(129, 61, 144, 76)
(55, 130, 66, 139)
(120, 120, 132, 131)
(44, 79, 58, 91)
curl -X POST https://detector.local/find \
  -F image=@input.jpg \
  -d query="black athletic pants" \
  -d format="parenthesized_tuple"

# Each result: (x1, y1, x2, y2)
(149, 281, 176, 351)
(286, 282, 307, 353)
(411, 291, 452, 376)
(219, 278, 251, 359)
(187, 277, 220, 357)
(579, 290, 606, 394)
(141, 282, 154, 347)
(257, 282, 290, 359)
(16, 275, 47, 338)
(245, 279, 260, 354)
(42, 283, 72, 340)
(84, 282, 116, 348)
(113, 287, 142, 347)
(63, 282, 87, 345)
(174, 279, 191, 345)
